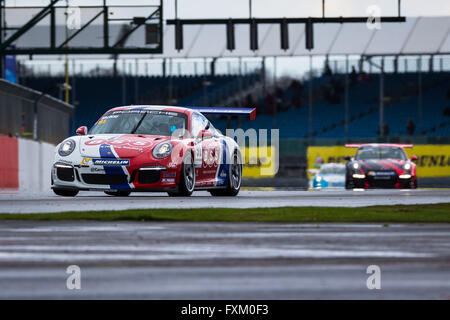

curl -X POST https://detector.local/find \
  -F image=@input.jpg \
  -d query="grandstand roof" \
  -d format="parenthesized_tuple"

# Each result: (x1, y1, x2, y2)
(159, 16, 450, 58)
(11, 16, 450, 58)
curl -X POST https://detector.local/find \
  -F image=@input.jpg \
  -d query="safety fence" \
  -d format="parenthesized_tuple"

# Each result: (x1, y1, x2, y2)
(0, 79, 74, 145)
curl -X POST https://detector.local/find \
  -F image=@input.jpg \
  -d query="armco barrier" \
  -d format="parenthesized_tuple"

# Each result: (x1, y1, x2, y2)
(0, 79, 74, 145)
(0, 136, 55, 192)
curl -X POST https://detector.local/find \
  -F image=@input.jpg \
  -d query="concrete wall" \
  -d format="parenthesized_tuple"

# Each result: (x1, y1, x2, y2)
(0, 136, 55, 192)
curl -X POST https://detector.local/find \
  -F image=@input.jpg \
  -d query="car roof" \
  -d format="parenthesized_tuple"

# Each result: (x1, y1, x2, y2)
(357, 143, 406, 149)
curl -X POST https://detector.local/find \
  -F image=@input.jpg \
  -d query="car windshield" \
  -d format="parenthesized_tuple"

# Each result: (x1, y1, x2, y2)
(90, 110, 188, 137)
(319, 166, 346, 175)
(355, 147, 406, 160)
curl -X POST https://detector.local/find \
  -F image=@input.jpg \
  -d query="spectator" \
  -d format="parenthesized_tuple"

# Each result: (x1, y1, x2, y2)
(323, 62, 332, 77)
(382, 122, 390, 136)
(350, 66, 358, 85)
(443, 107, 450, 117)
(406, 119, 416, 135)
(359, 71, 370, 82)
(244, 94, 254, 107)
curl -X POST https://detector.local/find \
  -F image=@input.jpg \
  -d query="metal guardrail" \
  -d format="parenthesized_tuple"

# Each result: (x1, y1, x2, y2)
(0, 79, 74, 145)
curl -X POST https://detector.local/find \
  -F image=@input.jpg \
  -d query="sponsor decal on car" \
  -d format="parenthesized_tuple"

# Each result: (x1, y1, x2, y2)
(92, 159, 130, 166)
(80, 157, 91, 166)
(163, 172, 176, 177)
(368, 171, 395, 176)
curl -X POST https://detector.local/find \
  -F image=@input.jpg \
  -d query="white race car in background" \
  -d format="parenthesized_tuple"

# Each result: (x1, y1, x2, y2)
(310, 163, 346, 189)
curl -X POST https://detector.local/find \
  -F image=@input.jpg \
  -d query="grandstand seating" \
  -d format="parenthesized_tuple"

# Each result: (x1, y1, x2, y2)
(20, 74, 261, 131)
(213, 72, 450, 138)
(20, 71, 450, 138)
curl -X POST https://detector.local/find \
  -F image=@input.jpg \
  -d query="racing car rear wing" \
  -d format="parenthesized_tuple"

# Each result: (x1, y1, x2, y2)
(188, 107, 256, 120)
(345, 143, 413, 148)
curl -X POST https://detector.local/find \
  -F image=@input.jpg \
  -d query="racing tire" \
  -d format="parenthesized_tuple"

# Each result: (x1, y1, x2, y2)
(345, 177, 353, 190)
(167, 152, 195, 197)
(53, 188, 79, 197)
(104, 190, 131, 197)
(209, 150, 242, 197)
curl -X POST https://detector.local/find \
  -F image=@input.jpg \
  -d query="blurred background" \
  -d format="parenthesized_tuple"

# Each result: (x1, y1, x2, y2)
(0, 0, 449, 191)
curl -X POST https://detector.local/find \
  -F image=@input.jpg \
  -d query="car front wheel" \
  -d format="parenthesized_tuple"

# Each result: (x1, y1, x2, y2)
(167, 152, 195, 197)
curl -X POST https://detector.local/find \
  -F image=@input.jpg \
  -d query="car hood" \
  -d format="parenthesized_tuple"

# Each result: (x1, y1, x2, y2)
(355, 159, 407, 172)
(78, 134, 169, 158)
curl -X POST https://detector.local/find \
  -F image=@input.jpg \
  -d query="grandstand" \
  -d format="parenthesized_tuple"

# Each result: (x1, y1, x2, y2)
(19, 67, 450, 139)
(216, 70, 450, 138)
(20, 72, 262, 131)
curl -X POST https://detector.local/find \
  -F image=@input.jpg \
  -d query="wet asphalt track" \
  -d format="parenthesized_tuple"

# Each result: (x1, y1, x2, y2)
(0, 188, 449, 213)
(0, 189, 449, 299)
(0, 221, 449, 299)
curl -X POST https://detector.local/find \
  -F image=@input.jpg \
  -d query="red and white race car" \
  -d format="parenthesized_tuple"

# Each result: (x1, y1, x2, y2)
(51, 105, 255, 197)
(344, 143, 418, 189)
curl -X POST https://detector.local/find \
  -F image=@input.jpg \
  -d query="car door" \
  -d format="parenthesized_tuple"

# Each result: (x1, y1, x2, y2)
(191, 113, 220, 187)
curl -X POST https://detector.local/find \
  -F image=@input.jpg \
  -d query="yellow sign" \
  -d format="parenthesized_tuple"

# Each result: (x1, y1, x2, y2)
(307, 145, 450, 178)
(242, 146, 276, 178)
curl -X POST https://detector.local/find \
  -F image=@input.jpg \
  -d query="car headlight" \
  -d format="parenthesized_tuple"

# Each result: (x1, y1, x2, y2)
(403, 163, 411, 171)
(316, 176, 323, 182)
(152, 142, 173, 159)
(58, 139, 76, 157)
(352, 162, 359, 169)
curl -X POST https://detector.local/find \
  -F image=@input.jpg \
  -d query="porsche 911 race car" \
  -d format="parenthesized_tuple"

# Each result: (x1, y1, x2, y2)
(311, 163, 346, 189)
(344, 143, 418, 189)
(51, 105, 255, 197)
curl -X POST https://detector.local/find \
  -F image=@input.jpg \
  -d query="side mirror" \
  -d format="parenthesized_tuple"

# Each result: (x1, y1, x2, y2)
(411, 155, 418, 161)
(76, 126, 88, 135)
(197, 129, 213, 140)
(344, 156, 351, 161)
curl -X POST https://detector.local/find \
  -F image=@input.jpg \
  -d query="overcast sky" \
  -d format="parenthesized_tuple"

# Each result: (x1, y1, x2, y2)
(7, 0, 450, 78)
(5, 0, 450, 18)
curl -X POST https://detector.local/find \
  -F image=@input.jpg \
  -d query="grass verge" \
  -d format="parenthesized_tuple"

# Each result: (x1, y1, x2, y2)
(0, 203, 449, 223)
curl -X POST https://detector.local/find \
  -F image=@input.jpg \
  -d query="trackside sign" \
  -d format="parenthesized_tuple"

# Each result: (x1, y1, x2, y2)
(307, 145, 450, 178)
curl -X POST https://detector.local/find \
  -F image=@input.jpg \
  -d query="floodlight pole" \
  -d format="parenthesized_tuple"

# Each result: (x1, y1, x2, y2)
(0, 0, 3, 79)
(345, 55, 349, 140)
(65, 0, 69, 104)
(322, 0, 325, 18)
(363, 56, 385, 138)
(417, 57, 423, 134)
(308, 55, 313, 140)
(379, 58, 384, 138)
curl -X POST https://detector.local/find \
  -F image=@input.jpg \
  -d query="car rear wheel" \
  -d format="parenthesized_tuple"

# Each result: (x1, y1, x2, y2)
(167, 152, 195, 197)
(209, 150, 242, 197)
(104, 190, 131, 197)
(53, 188, 79, 197)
